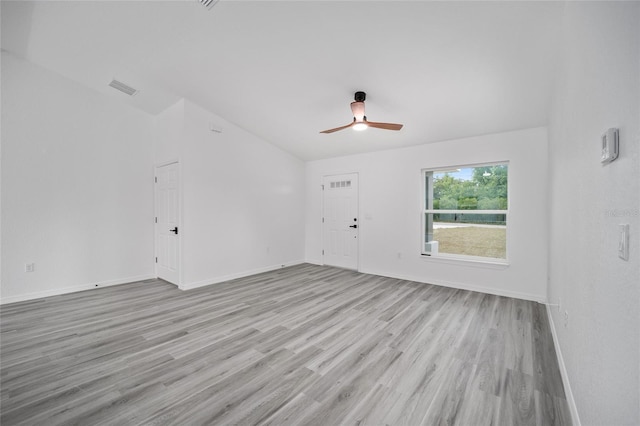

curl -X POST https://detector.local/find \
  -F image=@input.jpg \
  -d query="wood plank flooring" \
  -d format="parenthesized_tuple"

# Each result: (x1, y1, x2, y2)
(0, 264, 571, 425)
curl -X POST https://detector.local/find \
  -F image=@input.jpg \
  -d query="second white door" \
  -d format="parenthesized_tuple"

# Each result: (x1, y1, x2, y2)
(323, 173, 359, 270)
(155, 162, 180, 285)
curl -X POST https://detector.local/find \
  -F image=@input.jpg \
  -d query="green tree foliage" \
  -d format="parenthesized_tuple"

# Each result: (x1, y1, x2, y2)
(472, 165, 508, 201)
(431, 165, 508, 219)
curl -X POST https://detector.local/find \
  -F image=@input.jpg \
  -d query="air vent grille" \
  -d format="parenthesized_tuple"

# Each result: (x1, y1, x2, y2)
(108, 79, 138, 96)
(198, 0, 219, 10)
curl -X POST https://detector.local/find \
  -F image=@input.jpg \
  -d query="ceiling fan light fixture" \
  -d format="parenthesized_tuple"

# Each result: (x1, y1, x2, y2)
(353, 122, 368, 131)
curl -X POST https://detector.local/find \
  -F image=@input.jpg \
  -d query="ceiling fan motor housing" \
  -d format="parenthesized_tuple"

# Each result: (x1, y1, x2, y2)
(354, 91, 366, 102)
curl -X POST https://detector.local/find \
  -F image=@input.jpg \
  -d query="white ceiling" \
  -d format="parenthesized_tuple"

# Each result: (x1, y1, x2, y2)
(1, 1, 563, 160)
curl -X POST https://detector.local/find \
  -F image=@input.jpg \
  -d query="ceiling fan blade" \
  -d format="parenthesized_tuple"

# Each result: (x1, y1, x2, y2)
(366, 121, 404, 131)
(319, 122, 354, 134)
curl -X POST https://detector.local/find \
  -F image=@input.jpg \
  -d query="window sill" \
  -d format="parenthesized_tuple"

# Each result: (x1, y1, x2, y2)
(420, 253, 510, 269)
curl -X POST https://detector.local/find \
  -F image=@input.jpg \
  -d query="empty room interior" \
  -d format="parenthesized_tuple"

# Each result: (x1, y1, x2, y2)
(1, 1, 639, 425)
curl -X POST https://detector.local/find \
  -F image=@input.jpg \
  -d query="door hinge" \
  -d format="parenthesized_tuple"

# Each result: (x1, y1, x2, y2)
(155, 217, 157, 223)
(155, 257, 158, 263)
(322, 217, 324, 223)
(321, 184, 324, 190)
(322, 249, 324, 255)
(155, 176, 157, 183)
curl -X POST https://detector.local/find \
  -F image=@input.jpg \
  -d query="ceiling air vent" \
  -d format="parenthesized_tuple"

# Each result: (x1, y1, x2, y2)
(198, 0, 219, 10)
(108, 79, 138, 96)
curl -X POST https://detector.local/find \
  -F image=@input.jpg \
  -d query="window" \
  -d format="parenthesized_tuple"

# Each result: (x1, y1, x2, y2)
(422, 163, 508, 262)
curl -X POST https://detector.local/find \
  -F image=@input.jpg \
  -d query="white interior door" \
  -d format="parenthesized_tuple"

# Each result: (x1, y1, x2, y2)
(323, 173, 359, 270)
(155, 162, 180, 284)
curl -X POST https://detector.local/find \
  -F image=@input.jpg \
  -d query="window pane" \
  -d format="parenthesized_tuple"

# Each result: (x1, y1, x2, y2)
(431, 165, 508, 211)
(424, 171, 433, 210)
(425, 213, 506, 259)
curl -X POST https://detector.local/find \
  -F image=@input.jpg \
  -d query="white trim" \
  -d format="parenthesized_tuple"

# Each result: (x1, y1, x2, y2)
(178, 260, 305, 291)
(0, 274, 156, 305)
(545, 304, 582, 426)
(426, 160, 511, 173)
(425, 209, 508, 215)
(360, 267, 545, 303)
(155, 159, 179, 168)
(420, 254, 509, 269)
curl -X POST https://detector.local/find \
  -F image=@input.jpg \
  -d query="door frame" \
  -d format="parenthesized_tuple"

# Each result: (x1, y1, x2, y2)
(154, 160, 182, 286)
(321, 171, 360, 271)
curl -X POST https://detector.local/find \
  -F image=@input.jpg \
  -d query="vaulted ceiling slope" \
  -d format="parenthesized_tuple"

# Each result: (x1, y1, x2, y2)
(1, 1, 563, 160)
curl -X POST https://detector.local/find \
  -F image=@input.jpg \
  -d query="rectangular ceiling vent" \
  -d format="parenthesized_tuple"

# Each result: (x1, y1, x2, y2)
(198, 0, 219, 10)
(108, 79, 138, 96)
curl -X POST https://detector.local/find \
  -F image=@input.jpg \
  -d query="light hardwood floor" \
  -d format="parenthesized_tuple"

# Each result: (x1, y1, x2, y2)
(0, 264, 571, 425)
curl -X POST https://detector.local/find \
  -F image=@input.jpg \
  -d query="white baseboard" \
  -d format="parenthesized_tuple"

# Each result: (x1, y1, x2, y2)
(0, 274, 157, 305)
(360, 268, 546, 303)
(545, 304, 581, 426)
(179, 260, 305, 291)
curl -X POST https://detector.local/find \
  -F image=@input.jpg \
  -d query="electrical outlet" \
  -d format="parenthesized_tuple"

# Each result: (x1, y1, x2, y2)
(24, 263, 35, 273)
(563, 310, 569, 328)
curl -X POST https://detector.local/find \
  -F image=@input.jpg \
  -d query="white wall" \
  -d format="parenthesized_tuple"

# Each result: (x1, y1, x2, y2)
(153, 98, 184, 164)
(305, 127, 549, 301)
(1, 53, 155, 303)
(547, 2, 640, 425)
(153, 99, 306, 289)
(1, 52, 306, 302)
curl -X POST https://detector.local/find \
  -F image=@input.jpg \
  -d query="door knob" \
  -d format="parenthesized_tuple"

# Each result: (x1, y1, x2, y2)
(169, 227, 178, 234)
(349, 224, 358, 229)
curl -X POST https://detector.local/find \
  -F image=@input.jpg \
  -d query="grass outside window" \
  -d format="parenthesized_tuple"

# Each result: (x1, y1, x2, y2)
(433, 226, 506, 259)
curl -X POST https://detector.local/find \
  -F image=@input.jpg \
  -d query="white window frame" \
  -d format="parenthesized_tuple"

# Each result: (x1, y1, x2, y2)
(421, 161, 509, 265)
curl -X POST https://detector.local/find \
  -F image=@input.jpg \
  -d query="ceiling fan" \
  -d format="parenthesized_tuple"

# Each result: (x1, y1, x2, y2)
(320, 91, 404, 134)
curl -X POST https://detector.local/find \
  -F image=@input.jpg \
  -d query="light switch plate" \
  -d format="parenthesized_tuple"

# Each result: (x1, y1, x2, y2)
(618, 224, 629, 261)
(601, 128, 619, 164)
